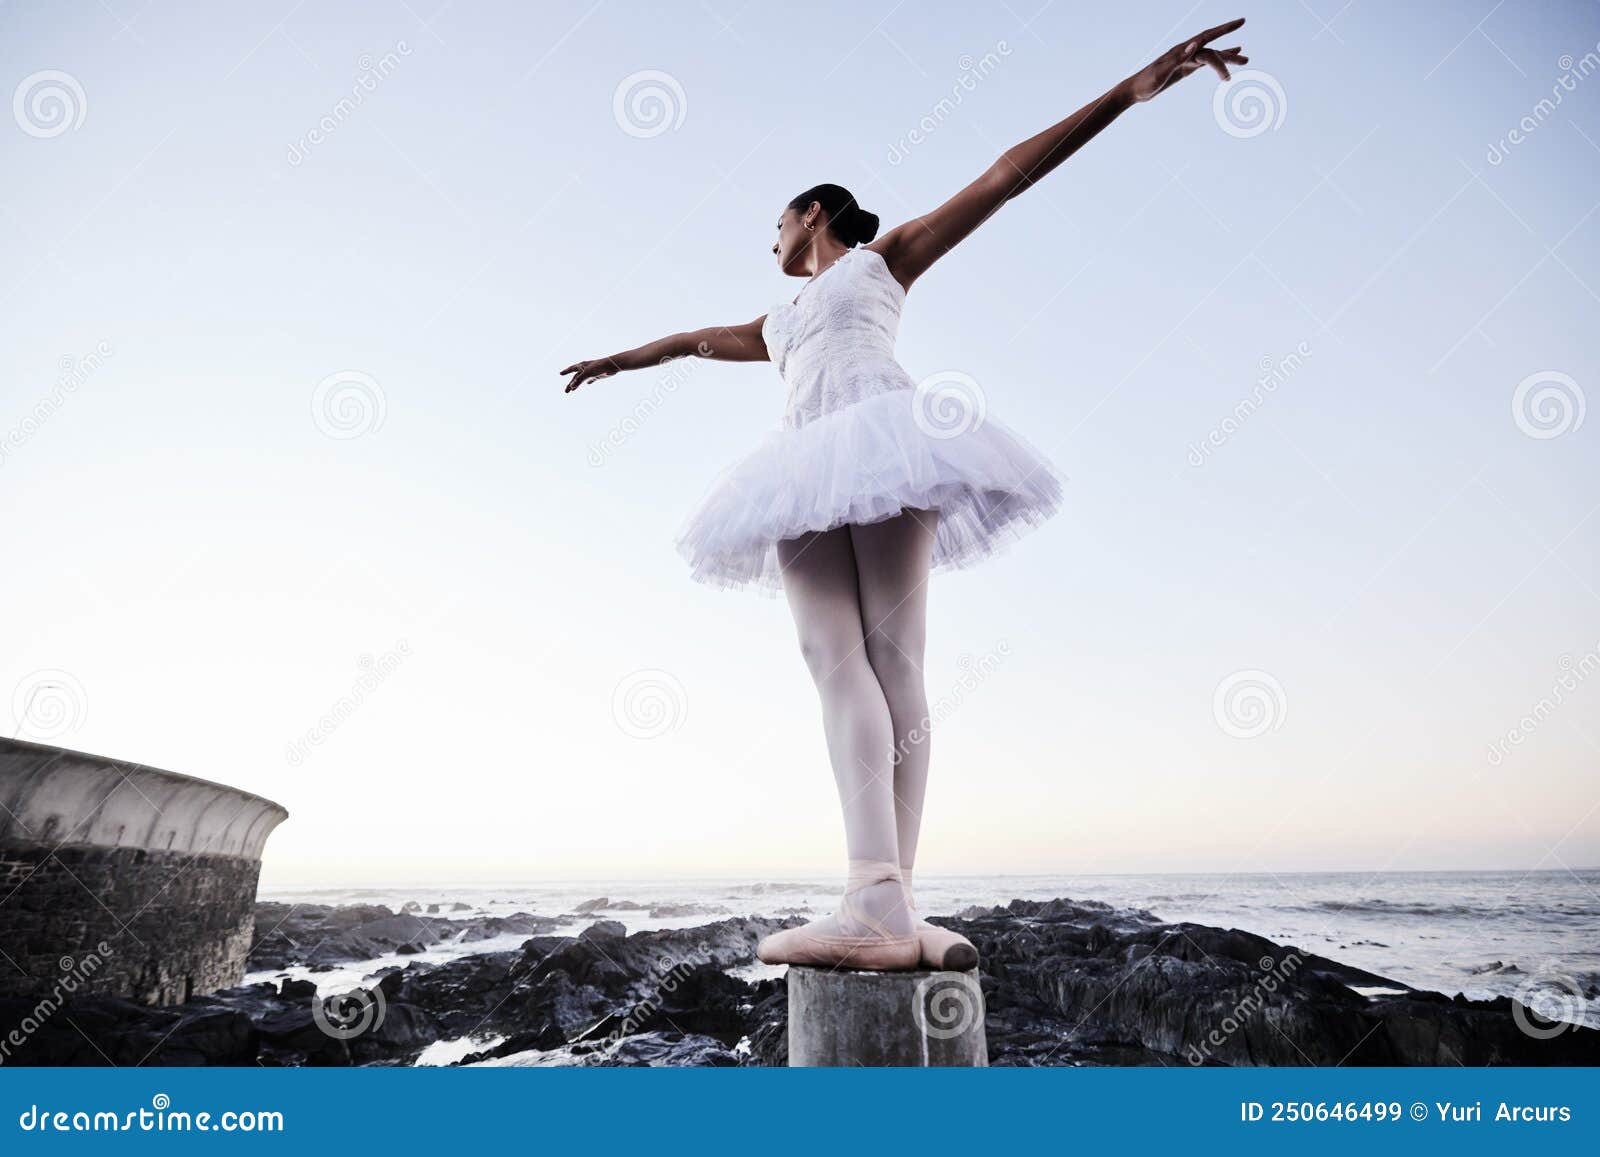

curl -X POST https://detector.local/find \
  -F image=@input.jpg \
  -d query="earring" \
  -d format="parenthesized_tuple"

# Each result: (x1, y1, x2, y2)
(805, 222, 815, 231)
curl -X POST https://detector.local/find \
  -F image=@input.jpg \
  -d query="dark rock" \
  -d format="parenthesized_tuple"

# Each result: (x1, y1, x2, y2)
(457, 1023, 571, 1064)
(246, 902, 563, 970)
(371, 968, 405, 1002)
(12, 896, 1595, 1069)
(480, 1030, 738, 1067)
(0, 996, 258, 1066)
(589, 1030, 738, 1066)
(347, 1002, 440, 1062)
(928, 899, 1600, 1066)
(381, 953, 522, 1037)
(742, 980, 790, 1066)
(648, 902, 732, 918)
(452, 913, 559, 945)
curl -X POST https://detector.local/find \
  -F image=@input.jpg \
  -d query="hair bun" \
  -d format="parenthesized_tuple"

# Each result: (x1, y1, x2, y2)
(849, 206, 880, 245)
(786, 184, 880, 248)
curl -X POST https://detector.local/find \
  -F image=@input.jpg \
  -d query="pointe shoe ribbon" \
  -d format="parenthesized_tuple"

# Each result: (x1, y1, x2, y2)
(756, 858, 919, 970)
(904, 868, 980, 971)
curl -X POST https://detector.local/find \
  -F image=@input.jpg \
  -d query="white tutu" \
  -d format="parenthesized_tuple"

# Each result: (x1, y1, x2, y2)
(674, 387, 1064, 595)
(673, 244, 1064, 595)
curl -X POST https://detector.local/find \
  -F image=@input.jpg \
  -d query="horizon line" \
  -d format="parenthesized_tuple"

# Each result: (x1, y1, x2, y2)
(256, 864, 1600, 890)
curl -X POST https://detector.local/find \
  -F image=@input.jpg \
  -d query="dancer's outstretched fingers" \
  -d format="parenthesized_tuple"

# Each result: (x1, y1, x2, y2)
(1198, 49, 1231, 81)
(1195, 17, 1246, 46)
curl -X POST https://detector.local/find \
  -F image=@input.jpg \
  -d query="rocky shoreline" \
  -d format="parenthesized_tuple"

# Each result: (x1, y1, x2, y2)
(3, 896, 1595, 1066)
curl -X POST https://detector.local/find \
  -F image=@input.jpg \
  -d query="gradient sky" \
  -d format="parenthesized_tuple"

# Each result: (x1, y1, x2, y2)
(3, 1, 1596, 886)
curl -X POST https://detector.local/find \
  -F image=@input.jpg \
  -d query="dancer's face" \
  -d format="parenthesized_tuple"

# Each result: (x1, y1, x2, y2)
(773, 204, 815, 276)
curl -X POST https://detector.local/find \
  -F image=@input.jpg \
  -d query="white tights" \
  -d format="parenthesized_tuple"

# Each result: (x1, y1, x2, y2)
(775, 507, 938, 939)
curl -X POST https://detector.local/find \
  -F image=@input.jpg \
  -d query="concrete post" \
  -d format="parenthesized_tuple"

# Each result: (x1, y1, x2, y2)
(787, 966, 988, 1067)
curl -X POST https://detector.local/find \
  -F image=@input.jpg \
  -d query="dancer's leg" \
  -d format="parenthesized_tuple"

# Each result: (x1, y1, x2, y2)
(848, 508, 980, 969)
(776, 525, 911, 938)
(848, 508, 938, 879)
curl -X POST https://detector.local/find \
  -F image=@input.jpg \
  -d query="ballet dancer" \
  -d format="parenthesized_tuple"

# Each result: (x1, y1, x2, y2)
(562, 19, 1249, 971)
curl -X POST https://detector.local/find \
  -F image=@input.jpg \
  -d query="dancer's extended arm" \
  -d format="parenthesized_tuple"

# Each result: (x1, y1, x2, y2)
(870, 17, 1247, 291)
(561, 318, 767, 393)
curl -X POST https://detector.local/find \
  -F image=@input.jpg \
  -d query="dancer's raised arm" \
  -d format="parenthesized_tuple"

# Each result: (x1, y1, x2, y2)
(870, 18, 1247, 291)
(561, 317, 768, 393)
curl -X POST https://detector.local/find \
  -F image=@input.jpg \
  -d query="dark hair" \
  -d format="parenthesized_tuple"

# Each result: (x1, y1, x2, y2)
(788, 183, 880, 247)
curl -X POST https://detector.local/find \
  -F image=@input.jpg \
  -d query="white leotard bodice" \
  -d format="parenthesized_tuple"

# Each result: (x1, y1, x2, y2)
(761, 246, 914, 430)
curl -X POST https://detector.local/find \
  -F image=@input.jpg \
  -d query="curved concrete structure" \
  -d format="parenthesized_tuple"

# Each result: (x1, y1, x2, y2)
(0, 737, 288, 1006)
(787, 965, 989, 1066)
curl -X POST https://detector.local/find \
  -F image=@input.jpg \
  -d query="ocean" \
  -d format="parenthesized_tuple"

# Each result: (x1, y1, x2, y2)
(251, 868, 1600, 1034)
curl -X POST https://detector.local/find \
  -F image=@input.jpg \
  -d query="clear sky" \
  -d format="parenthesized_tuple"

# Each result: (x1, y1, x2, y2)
(3, 1, 1596, 886)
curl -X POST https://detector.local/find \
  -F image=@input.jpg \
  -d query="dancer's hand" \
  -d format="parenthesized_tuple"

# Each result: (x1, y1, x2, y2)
(1121, 18, 1247, 103)
(560, 357, 623, 393)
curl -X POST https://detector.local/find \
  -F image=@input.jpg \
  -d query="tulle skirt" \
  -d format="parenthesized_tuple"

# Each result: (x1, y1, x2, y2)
(674, 387, 1064, 595)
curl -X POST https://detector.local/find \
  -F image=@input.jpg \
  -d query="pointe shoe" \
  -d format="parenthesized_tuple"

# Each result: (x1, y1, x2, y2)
(757, 858, 919, 971)
(904, 869, 980, 971)
(914, 920, 980, 971)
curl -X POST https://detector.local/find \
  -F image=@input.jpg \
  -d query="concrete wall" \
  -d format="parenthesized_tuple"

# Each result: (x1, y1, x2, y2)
(0, 738, 288, 1006)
